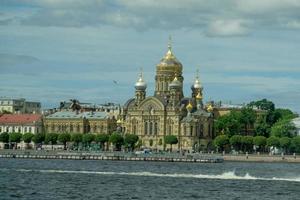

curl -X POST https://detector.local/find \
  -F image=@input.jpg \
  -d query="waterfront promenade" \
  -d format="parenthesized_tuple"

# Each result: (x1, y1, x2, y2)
(1, 150, 300, 163)
(0, 150, 223, 163)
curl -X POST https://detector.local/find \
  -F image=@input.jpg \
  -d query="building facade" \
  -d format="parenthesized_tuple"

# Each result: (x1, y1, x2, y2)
(0, 98, 41, 114)
(0, 114, 43, 134)
(44, 111, 116, 134)
(121, 41, 214, 151)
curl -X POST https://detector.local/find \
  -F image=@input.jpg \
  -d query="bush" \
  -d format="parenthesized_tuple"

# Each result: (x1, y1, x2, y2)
(32, 133, 45, 144)
(71, 133, 83, 146)
(290, 136, 300, 153)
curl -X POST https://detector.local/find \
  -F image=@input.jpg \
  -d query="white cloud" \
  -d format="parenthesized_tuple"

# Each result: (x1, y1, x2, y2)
(206, 19, 249, 37)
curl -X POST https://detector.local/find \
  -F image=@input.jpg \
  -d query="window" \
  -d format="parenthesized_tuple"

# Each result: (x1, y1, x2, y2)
(149, 122, 153, 135)
(154, 122, 158, 135)
(190, 126, 193, 136)
(144, 122, 148, 135)
(70, 125, 73, 132)
(28, 127, 32, 133)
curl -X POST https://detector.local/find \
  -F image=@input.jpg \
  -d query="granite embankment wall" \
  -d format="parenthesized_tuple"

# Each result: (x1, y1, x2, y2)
(223, 154, 300, 163)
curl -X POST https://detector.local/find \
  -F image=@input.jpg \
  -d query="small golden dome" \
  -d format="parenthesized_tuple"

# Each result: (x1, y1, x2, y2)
(117, 119, 122, 124)
(186, 102, 193, 111)
(207, 104, 213, 112)
(196, 92, 202, 100)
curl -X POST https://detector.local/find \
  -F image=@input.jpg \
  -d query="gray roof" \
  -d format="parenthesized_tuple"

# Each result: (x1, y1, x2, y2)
(46, 111, 109, 119)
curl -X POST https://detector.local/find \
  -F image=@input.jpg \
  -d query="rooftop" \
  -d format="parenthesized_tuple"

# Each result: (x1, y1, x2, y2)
(0, 114, 42, 124)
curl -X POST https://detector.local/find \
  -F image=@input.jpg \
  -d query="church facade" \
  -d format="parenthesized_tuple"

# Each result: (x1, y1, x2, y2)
(121, 41, 214, 151)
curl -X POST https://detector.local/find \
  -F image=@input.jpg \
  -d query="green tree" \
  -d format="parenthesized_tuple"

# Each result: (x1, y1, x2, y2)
(58, 133, 71, 150)
(214, 112, 242, 137)
(32, 133, 45, 145)
(213, 135, 229, 152)
(248, 99, 275, 111)
(266, 136, 280, 148)
(253, 136, 266, 152)
(109, 133, 124, 151)
(229, 135, 242, 151)
(254, 115, 271, 137)
(22, 133, 34, 149)
(95, 134, 109, 151)
(271, 119, 296, 138)
(9, 132, 22, 143)
(239, 107, 256, 135)
(280, 137, 291, 153)
(45, 133, 58, 145)
(164, 135, 178, 152)
(82, 134, 95, 148)
(71, 133, 83, 147)
(124, 134, 139, 151)
(241, 136, 254, 152)
(290, 136, 300, 153)
(0, 132, 9, 143)
(275, 108, 297, 120)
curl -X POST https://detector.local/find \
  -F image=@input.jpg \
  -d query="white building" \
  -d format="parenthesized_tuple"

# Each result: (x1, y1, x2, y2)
(0, 97, 41, 114)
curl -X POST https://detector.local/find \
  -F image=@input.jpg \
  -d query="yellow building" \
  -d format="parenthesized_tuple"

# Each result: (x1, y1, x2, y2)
(121, 40, 214, 151)
(44, 111, 116, 134)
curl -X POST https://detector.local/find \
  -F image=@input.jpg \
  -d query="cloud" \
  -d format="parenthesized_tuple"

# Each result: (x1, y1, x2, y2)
(206, 20, 249, 37)
(1, 0, 300, 37)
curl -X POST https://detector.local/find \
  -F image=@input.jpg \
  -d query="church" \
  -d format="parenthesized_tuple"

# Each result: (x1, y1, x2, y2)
(121, 40, 214, 151)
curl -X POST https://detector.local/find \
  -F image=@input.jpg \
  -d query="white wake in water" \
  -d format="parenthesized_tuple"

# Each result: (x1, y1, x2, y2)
(4, 168, 300, 182)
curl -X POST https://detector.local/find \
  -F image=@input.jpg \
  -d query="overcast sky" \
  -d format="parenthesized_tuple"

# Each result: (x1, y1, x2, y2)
(0, 0, 300, 113)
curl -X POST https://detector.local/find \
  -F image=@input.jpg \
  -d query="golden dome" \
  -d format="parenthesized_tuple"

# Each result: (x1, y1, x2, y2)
(156, 38, 182, 71)
(117, 119, 122, 124)
(207, 104, 213, 112)
(186, 102, 193, 111)
(196, 92, 202, 100)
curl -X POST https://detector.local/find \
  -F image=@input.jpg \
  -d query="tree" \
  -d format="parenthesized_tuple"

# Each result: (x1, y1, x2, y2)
(0, 132, 9, 143)
(266, 136, 280, 148)
(124, 134, 139, 151)
(71, 133, 83, 147)
(82, 134, 95, 148)
(32, 133, 45, 145)
(109, 133, 124, 151)
(253, 136, 266, 152)
(280, 137, 291, 153)
(22, 133, 34, 149)
(9, 132, 22, 149)
(213, 135, 229, 152)
(229, 135, 242, 151)
(95, 134, 109, 151)
(164, 135, 178, 152)
(275, 108, 297, 120)
(45, 133, 58, 145)
(271, 119, 296, 138)
(254, 120, 270, 137)
(290, 136, 300, 153)
(239, 107, 256, 135)
(248, 99, 275, 112)
(9, 132, 22, 143)
(58, 133, 71, 150)
(214, 112, 242, 137)
(241, 136, 254, 152)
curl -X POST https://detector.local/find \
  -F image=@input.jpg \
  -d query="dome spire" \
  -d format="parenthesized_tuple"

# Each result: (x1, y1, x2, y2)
(135, 68, 147, 90)
(193, 68, 202, 89)
(168, 35, 172, 51)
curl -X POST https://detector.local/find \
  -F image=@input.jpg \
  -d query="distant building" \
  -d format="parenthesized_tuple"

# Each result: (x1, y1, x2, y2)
(0, 114, 43, 134)
(291, 117, 300, 136)
(122, 40, 214, 151)
(44, 111, 116, 134)
(0, 97, 41, 114)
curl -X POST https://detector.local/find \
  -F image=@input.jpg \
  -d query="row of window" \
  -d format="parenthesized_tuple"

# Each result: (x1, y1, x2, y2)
(0, 126, 33, 133)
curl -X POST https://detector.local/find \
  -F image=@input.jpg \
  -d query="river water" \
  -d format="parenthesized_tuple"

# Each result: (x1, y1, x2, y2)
(0, 158, 300, 200)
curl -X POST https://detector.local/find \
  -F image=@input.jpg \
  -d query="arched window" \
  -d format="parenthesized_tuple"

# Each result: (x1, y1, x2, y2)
(190, 126, 193, 136)
(144, 122, 148, 135)
(154, 122, 158, 135)
(149, 122, 153, 135)
(200, 124, 204, 137)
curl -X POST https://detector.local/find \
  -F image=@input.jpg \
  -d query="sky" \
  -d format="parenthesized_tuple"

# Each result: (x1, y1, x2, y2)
(0, 0, 300, 113)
